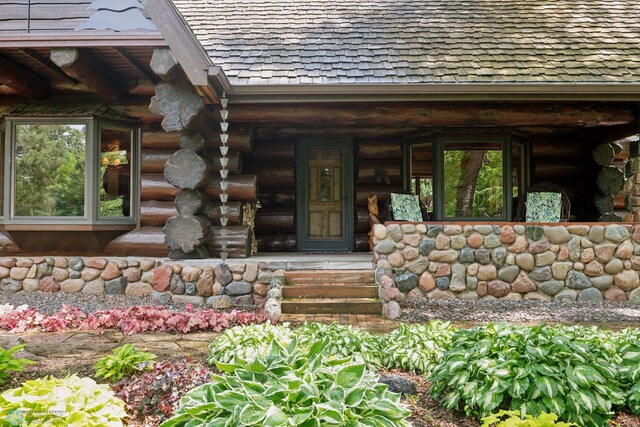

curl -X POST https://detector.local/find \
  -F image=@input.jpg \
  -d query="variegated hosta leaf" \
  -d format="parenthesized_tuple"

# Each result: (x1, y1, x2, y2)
(164, 338, 411, 427)
(429, 323, 625, 426)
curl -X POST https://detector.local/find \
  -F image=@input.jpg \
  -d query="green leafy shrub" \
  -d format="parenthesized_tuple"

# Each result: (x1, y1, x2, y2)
(207, 321, 294, 364)
(162, 338, 412, 427)
(0, 375, 127, 426)
(430, 323, 625, 427)
(616, 328, 640, 413)
(294, 322, 383, 365)
(481, 410, 576, 426)
(0, 344, 34, 383)
(381, 321, 454, 374)
(93, 343, 156, 381)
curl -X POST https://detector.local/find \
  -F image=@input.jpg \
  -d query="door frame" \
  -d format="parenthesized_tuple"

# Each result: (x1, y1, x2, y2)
(296, 139, 354, 252)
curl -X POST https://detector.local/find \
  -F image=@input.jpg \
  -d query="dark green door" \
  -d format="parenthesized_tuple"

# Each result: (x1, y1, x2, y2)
(296, 141, 354, 252)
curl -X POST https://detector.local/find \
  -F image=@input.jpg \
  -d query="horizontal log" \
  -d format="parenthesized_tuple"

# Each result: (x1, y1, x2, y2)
(229, 102, 635, 127)
(255, 207, 296, 234)
(141, 174, 178, 201)
(531, 160, 591, 179)
(256, 234, 297, 252)
(142, 131, 180, 149)
(357, 141, 403, 160)
(247, 162, 294, 189)
(256, 233, 370, 252)
(206, 226, 252, 258)
(258, 189, 295, 207)
(104, 227, 169, 257)
(142, 149, 176, 174)
(356, 160, 402, 186)
(251, 140, 295, 160)
(143, 148, 241, 174)
(356, 186, 403, 206)
(355, 206, 370, 233)
(204, 175, 258, 202)
(0, 55, 51, 99)
(257, 126, 420, 140)
(201, 202, 243, 226)
(141, 200, 176, 227)
(531, 139, 589, 158)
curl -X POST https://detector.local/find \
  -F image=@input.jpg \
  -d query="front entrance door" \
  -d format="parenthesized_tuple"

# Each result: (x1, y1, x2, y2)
(297, 141, 353, 252)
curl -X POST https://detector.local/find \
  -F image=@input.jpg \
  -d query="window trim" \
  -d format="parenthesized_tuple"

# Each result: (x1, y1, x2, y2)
(1, 116, 139, 227)
(404, 130, 530, 222)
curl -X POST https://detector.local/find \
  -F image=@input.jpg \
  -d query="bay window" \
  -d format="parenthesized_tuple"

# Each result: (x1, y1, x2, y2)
(405, 130, 529, 221)
(1, 116, 138, 227)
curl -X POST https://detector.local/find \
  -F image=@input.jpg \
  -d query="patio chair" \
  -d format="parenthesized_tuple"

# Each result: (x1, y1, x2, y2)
(516, 182, 571, 222)
(382, 192, 430, 222)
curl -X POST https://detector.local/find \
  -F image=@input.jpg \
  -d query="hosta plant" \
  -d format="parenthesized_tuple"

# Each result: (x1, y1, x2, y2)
(162, 338, 412, 427)
(294, 322, 383, 366)
(381, 321, 454, 374)
(430, 323, 625, 427)
(93, 343, 156, 381)
(617, 328, 640, 413)
(481, 410, 576, 427)
(0, 344, 34, 383)
(207, 321, 294, 364)
(0, 375, 127, 426)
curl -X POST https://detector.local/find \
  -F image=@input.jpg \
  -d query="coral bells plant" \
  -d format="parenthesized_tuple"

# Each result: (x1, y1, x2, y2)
(113, 359, 211, 423)
(0, 304, 266, 334)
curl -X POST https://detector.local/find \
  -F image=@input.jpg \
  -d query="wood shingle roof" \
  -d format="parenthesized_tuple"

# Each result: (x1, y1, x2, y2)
(172, 0, 640, 86)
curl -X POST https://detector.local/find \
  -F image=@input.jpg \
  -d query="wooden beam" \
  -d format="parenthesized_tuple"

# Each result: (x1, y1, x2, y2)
(50, 48, 128, 101)
(141, 0, 220, 104)
(0, 55, 50, 99)
(113, 47, 159, 84)
(17, 49, 78, 84)
(227, 102, 636, 128)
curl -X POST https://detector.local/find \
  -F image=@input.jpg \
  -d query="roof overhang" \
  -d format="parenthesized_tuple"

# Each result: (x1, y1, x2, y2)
(227, 83, 640, 103)
(0, 33, 166, 48)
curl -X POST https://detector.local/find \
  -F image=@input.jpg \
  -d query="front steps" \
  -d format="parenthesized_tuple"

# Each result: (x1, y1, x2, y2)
(281, 270, 381, 315)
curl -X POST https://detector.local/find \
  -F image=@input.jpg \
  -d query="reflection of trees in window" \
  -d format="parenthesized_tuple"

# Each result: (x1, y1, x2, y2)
(444, 148, 503, 218)
(15, 124, 85, 217)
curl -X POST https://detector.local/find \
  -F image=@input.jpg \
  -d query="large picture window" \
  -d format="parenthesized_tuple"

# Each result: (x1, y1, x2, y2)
(405, 131, 529, 221)
(2, 116, 138, 227)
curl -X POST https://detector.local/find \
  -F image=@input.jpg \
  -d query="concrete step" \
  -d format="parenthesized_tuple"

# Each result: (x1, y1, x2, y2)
(281, 298, 381, 314)
(283, 284, 379, 299)
(284, 270, 375, 284)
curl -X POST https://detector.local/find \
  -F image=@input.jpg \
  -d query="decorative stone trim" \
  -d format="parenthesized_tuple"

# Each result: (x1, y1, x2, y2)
(265, 269, 285, 322)
(373, 223, 640, 319)
(0, 257, 273, 310)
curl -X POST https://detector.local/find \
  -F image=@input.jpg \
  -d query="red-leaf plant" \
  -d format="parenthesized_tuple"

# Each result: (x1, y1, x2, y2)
(0, 304, 266, 334)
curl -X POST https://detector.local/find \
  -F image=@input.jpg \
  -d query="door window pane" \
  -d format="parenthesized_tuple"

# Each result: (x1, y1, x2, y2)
(14, 124, 85, 217)
(443, 142, 503, 218)
(100, 127, 132, 217)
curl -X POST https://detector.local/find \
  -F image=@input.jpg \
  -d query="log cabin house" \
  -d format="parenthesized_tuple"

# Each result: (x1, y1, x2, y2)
(1, 0, 640, 316)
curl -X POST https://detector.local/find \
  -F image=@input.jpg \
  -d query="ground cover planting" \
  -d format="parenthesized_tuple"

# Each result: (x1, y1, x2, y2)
(1, 317, 640, 426)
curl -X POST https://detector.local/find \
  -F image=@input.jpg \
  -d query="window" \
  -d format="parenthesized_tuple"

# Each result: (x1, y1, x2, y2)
(405, 131, 529, 221)
(2, 117, 138, 226)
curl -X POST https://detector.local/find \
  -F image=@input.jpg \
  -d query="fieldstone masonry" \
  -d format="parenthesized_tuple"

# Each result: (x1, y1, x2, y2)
(374, 222, 640, 319)
(0, 257, 274, 310)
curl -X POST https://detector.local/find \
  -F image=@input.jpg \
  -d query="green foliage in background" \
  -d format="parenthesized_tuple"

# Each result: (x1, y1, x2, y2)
(162, 338, 411, 427)
(0, 344, 34, 384)
(14, 124, 85, 217)
(93, 343, 156, 381)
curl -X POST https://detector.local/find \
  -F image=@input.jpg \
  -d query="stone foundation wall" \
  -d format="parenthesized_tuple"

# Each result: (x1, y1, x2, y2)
(373, 223, 640, 319)
(0, 257, 276, 310)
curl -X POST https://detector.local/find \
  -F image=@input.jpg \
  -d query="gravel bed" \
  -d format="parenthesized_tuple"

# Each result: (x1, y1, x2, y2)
(401, 298, 640, 325)
(0, 291, 197, 315)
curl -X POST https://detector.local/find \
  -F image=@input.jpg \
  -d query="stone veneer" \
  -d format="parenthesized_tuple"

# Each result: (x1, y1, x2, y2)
(0, 257, 278, 310)
(373, 223, 640, 319)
